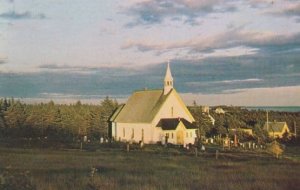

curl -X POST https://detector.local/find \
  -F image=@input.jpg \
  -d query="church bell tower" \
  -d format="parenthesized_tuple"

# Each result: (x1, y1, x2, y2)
(164, 60, 173, 95)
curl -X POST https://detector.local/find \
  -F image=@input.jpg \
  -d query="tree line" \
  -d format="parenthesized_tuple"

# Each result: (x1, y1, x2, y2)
(0, 97, 299, 145)
(0, 97, 118, 143)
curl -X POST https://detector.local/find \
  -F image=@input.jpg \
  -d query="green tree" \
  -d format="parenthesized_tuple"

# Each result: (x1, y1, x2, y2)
(4, 101, 26, 137)
(211, 115, 227, 137)
(99, 97, 118, 137)
(4, 101, 25, 128)
(267, 140, 284, 159)
(253, 122, 270, 143)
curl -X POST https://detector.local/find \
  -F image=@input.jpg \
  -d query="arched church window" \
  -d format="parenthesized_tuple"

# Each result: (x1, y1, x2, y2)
(131, 128, 134, 139)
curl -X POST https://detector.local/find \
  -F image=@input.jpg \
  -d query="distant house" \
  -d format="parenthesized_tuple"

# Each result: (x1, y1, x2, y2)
(215, 107, 225, 114)
(109, 63, 197, 146)
(263, 121, 290, 138)
(199, 106, 215, 125)
(208, 115, 215, 125)
(201, 106, 209, 113)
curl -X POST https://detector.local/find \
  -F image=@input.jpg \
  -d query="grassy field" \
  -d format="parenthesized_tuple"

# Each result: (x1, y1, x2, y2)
(0, 144, 300, 190)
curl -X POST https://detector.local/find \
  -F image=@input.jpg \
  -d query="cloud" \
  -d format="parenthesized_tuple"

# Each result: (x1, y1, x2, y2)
(157, 52, 300, 95)
(38, 64, 103, 75)
(1, 55, 300, 105)
(0, 60, 6, 64)
(187, 78, 263, 88)
(37, 63, 141, 77)
(39, 64, 91, 70)
(124, 0, 237, 26)
(123, 28, 300, 57)
(247, 0, 275, 8)
(0, 57, 8, 64)
(0, 11, 46, 20)
(181, 86, 300, 106)
(264, 2, 300, 18)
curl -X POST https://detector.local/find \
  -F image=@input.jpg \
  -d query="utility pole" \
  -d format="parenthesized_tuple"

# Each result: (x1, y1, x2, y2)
(266, 111, 269, 132)
(294, 121, 297, 138)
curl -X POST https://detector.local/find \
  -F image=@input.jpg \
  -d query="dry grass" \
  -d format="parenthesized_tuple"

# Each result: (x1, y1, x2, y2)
(0, 145, 300, 190)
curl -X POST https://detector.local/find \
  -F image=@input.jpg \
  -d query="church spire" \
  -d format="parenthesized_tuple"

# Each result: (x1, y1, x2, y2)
(164, 60, 173, 95)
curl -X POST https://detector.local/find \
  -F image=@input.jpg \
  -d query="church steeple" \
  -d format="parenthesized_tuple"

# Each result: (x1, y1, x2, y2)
(164, 60, 173, 95)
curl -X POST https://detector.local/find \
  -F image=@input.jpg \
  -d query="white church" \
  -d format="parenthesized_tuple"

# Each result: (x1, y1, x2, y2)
(109, 62, 197, 146)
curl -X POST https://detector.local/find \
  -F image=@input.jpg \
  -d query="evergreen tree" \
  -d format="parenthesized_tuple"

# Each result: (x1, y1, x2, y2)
(99, 97, 118, 137)
(4, 101, 26, 137)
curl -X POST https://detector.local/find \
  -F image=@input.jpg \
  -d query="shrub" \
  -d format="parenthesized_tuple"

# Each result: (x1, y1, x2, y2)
(267, 140, 284, 159)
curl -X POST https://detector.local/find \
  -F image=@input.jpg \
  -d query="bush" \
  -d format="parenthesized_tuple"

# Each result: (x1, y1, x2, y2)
(267, 140, 284, 159)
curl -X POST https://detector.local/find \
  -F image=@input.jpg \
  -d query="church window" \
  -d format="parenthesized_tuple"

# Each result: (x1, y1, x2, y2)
(131, 128, 134, 139)
(123, 128, 125, 137)
(171, 107, 174, 117)
(142, 129, 144, 141)
(171, 133, 174, 139)
(190, 132, 192, 137)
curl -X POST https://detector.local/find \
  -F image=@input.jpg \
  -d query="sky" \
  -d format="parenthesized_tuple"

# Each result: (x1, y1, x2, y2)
(0, 0, 300, 106)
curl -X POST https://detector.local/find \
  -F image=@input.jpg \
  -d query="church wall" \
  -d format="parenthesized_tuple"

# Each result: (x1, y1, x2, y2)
(115, 122, 155, 143)
(161, 129, 177, 144)
(184, 129, 197, 146)
(152, 91, 194, 126)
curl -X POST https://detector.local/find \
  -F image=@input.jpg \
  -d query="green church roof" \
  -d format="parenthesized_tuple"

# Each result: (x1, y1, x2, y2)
(109, 104, 125, 122)
(112, 89, 171, 123)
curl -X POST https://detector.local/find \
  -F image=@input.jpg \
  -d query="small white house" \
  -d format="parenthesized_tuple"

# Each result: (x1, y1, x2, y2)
(201, 106, 209, 113)
(215, 107, 225, 114)
(109, 62, 197, 146)
(263, 121, 290, 138)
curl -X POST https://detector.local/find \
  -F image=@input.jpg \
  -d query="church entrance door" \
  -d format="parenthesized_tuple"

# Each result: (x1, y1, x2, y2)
(176, 130, 184, 145)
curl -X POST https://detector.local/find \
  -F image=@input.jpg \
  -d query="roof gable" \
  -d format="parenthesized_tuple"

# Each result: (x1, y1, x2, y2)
(113, 89, 170, 123)
(172, 89, 195, 122)
(109, 104, 125, 122)
(152, 89, 195, 123)
(263, 122, 288, 133)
